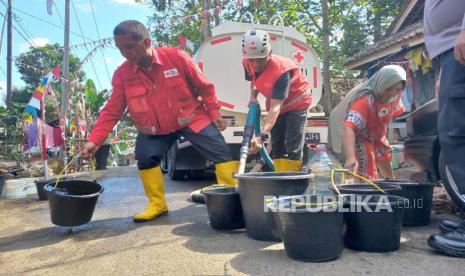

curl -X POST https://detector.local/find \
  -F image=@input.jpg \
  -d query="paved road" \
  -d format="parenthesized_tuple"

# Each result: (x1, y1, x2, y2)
(0, 166, 463, 275)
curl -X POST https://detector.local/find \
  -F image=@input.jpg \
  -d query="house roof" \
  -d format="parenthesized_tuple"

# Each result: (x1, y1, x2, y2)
(346, 0, 425, 70)
(385, 0, 423, 36)
(346, 21, 424, 70)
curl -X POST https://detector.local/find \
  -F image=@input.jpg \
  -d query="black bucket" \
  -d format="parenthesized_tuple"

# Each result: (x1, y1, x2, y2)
(374, 180, 435, 226)
(332, 183, 402, 195)
(269, 194, 344, 262)
(203, 187, 245, 230)
(235, 172, 311, 242)
(44, 180, 104, 227)
(35, 180, 52, 200)
(35, 177, 68, 200)
(344, 194, 408, 252)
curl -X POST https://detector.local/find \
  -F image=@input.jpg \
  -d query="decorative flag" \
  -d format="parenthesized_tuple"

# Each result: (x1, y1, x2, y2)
(41, 71, 54, 85)
(47, 0, 54, 16)
(33, 90, 44, 101)
(28, 97, 41, 109)
(52, 66, 60, 78)
(24, 113, 33, 123)
(177, 35, 196, 52)
(24, 106, 38, 118)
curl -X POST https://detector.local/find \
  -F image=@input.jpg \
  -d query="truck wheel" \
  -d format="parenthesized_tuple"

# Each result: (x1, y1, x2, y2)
(160, 154, 168, 173)
(168, 145, 188, 180)
(439, 150, 465, 211)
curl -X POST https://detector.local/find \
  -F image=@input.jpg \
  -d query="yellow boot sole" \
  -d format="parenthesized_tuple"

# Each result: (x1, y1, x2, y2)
(133, 210, 168, 223)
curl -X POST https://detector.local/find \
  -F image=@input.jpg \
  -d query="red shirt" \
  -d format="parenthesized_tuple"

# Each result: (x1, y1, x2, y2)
(88, 48, 221, 146)
(344, 95, 404, 142)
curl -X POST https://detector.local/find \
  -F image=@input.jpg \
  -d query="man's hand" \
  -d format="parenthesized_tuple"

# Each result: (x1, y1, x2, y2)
(249, 136, 264, 154)
(248, 95, 258, 107)
(454, 30, 465, 65)
(248, 87, 259, 107)
(344, 157, 358, 172)
(212, 117, 227, 131)
(81, 142, 99, 160)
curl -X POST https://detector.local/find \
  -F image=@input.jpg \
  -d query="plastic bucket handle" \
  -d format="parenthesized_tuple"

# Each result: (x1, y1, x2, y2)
(55, 156, 97, 188)
(331, 169, 385, 196)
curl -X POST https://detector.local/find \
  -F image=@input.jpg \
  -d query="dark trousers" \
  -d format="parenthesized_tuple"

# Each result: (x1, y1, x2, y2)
(439, 49, 465, 193)
(270, 109, 308, 160)
(135, 123, 233, 170)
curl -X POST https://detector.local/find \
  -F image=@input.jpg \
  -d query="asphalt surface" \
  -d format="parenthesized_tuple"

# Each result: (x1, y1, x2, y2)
(0, 166, 464, 275)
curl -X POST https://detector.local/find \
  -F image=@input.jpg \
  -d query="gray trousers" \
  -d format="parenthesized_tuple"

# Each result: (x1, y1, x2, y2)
(270, 109, 308, 160)
(439, 49, 465, 193)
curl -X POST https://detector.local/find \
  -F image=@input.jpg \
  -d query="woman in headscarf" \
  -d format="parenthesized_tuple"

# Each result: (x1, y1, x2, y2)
(329, 65, 406, 179)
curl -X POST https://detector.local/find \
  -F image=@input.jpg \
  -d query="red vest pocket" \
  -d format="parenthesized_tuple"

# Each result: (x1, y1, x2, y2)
(164, 77, 192, 100)
(126, 87, 155, 130)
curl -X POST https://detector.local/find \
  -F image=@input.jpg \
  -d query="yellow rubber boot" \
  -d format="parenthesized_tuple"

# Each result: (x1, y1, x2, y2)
(273, 158, 302, 172)
(215, 160, 239, 187)
(189, 160, 239, 203)
(285, 159, 302, 171)
(133, 166, 168, 223)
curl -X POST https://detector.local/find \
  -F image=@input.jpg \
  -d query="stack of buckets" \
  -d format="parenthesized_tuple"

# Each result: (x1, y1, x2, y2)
(202, 145, 435, 262)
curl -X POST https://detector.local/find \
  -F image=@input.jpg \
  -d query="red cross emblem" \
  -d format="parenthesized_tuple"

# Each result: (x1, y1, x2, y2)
(250, 41, 256, 46)
(294, 51, 304, 63)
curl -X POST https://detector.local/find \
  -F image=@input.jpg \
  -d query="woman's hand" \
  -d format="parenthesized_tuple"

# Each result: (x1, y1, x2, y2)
(344, 157, 358, 172)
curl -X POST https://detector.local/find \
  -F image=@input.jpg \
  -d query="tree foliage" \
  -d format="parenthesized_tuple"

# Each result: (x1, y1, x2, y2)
(16, 43, 85, 90)
(13, 44, 87, 121)
(142, 0, 403, 77)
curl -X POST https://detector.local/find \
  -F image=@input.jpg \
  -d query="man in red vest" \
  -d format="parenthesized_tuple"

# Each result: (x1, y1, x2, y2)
(242, 29, 312, 171)
(81, 20, 238, 222)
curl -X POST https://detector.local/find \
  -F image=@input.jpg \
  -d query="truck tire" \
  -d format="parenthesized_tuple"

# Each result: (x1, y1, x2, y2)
(160, 154, 168, 173)
(439, 150, 465, 211)
(168, 145, 188, 180)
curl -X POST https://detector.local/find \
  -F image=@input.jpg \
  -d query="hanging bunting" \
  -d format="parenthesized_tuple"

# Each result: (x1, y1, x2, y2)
(28, 97, 41, 110)
(14, 37, 113, 62)
(177, 35, 196, 52)
(52, 66, 60, 79)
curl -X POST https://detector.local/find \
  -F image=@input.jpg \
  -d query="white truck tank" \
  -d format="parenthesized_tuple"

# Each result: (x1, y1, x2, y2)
(163, 21, 327, 180)
(196, 21, 326, 142)
(197, 21, 322, 112)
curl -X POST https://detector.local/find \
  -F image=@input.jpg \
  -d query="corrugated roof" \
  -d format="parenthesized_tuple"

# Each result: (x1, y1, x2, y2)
(345, 21, 423, 67)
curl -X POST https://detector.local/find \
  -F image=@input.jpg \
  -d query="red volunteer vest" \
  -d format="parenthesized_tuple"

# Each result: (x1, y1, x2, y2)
(120, 48, 207, 135)
(243, 55, 311, 113)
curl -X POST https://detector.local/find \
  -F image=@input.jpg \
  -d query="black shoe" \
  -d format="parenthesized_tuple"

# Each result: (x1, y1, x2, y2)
(427, 229, 465, 258)
(189, 189, 205, 204)
(188, 185, 227, 204)
(438, 219, 465, 233)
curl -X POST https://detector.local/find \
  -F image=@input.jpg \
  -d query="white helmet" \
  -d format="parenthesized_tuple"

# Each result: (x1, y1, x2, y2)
(241, 29, 271, 59)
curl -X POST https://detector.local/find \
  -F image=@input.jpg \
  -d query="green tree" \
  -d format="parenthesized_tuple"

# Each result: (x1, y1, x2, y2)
(14, 44, 86, 122)
(16, 43, 85, 90)
(139, 0, 403, 109)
